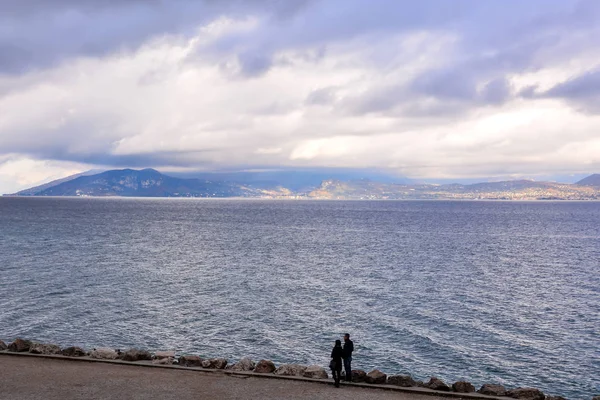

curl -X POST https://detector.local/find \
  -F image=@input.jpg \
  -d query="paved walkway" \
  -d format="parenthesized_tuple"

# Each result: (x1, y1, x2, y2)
(0, 355, 448, 400)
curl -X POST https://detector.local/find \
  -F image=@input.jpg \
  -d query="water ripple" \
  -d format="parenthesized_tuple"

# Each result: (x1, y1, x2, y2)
(0, 198, 598, 399)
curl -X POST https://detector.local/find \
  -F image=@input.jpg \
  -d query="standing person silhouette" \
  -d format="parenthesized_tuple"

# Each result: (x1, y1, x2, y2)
(330, 340, 343, 387)
(342, 333, 354, 381)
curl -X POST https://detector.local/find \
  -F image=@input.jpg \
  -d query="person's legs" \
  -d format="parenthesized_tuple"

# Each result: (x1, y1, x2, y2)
(343, 357, 352, 381)
(332, 369, 340, 387)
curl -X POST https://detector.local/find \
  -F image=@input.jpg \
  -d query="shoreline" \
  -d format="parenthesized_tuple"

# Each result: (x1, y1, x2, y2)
(2, 195, 600, 202)
(1, 338, 587, 400)
(0, 351, 500, 400)
(0, 355, 454, 400)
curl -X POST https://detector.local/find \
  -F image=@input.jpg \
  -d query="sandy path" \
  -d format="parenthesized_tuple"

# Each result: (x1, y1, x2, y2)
(0, 355, 448, 400)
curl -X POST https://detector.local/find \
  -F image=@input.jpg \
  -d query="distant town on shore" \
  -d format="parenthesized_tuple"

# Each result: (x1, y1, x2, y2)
(4, 169, 600, 200)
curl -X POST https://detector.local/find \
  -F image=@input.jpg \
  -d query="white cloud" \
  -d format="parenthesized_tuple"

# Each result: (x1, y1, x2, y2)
(1, 1, 600, 193)
(0, 156, 88, 193)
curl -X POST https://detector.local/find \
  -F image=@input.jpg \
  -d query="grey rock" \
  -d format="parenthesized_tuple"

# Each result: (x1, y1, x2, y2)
(8, 338, 32, 352)
(179, 355, 203, 367)
(453, 381, 476, 393)
(545, 396, 566, 400)
(152, 357, 174, 365)
(592, 396, 600, 400)
(479, 384, 508, 396)
(254, 359, 276, 373)
(89, 348, 118, 360)
(274, 364, 307, 376)
(303, 365, 328, 379)
(365, 369, 387, 384)
(154, 351, 175, 360)
(425, 377, 450, 391)
(205, 358, 228, 369)
(29, 343, 62, 355)
(121, 349, 152, 362)
(387, 375, 418, 387)
(508, 387, 545, 400)
(61, 346, 86, 357)
(350, 369, 367, 383)
(0, 340, 8, 351)
(230, 357, 256, 371)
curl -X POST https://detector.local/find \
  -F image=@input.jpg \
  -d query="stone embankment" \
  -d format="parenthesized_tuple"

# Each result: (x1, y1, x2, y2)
(0, 338, 593, 400)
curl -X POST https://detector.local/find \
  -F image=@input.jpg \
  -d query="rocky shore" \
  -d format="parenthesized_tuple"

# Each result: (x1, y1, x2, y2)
(1, 338, 595, 400)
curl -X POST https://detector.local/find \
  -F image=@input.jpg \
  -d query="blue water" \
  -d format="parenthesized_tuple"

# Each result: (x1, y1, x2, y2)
(0, 198, 598, 399)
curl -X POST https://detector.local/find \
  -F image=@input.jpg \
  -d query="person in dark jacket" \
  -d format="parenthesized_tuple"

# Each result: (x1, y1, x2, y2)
(342, 333, 354, 381)
(330, 340, 343, 387)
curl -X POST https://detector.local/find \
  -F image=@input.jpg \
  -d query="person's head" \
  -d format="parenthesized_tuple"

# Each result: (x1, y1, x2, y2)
(344, 333, 350, 341)
(335, 339, 341, 347)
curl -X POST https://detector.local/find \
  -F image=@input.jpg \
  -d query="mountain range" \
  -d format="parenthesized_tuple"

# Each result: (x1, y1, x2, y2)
(308, 177, 600, 200)
(5, 169, 600, 200)
(10, 168, 293, 198)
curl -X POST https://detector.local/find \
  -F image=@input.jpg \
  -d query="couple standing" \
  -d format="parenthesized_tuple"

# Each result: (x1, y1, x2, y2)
(330, 333, 354, 387)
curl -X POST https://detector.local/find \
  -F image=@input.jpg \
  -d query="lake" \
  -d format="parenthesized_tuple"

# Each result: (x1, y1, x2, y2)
(0, 198, 598, 399)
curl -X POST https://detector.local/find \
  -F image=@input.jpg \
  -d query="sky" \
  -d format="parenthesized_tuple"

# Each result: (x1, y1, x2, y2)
(1, 0, 600, 193)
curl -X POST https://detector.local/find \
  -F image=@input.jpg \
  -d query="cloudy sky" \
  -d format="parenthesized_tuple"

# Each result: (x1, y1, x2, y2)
(1, 0, 600, 192)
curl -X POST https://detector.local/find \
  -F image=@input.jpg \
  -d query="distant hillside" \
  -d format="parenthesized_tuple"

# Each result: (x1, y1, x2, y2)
(13, 169, 103, 196)
(29, 169, 289, 198)
(9, 168, 600, 200)
(576, 174, 600, 186)
(167, 168, 411, 191)
(308, 179, 600, 200)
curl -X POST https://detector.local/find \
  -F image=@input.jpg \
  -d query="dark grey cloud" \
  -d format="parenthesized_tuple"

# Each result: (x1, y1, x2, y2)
(0, 0, 313, 74)
(480, 78, 511, 105)
(191, 0, 597, 118)
(2, 0, 594, 88)
(519, 68, 600, 113)
(237, 52, 273, 77)
(343, 74, 512, 119)
(305, 87, 337, 106)
(340, 0, 597, 117)
(411, 70, 477, 102)
(545, 68, 600, 99)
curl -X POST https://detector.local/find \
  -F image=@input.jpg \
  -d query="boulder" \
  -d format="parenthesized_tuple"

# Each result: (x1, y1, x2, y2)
(365, 369, 387, 384)
(29, 343, 62, 355)
(61, 347, 86, 357)
(425, 377, 450, 391)
(121, 349, 152, 362)
(592, 396, 600, 400)
(152, 357, 174, 365)
(154, 351, 175, 360)
(387, 375, 418, 387)
(350, 369, 367, 383)
(204, 358, 228, 369)
(274, 364, 307, 376)
(254, 359, 276, 373)
(545, 396, 566, 400)
(507, 388, 545, 400)
(8, 338, 32, 352)
(303, 365, 328, 379)
(453, 381, 476, 393)
(0, 340, 8, 351)
(179, 355, 203, 367)
(229, 357, 256, 371)
(479, 384, 508, 396)
(89, 348, 118, 360)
